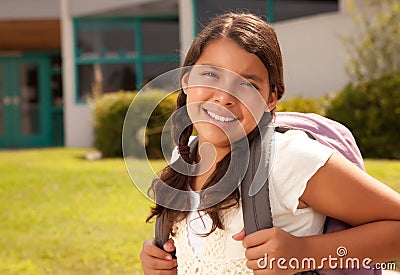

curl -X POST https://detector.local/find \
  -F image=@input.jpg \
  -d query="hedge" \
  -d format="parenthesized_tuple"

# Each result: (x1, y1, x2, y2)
(90, 90, 178, 158)
(91, 73, 400, 159)
(326, 73, 400, 159)
(276, 96, 328, 116)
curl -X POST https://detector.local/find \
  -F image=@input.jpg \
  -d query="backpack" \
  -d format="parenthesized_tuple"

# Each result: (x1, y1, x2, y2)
(155, 112, 381, 275)
(241, 112, 380, 275)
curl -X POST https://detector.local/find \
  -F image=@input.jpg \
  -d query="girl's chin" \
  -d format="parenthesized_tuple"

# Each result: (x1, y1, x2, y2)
(194, 123, 246, 146)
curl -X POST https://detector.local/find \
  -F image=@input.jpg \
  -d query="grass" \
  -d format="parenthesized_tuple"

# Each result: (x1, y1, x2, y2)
(0, 148, 399, 274)
(0, 148, 164, 275)
(364, 159, 400, 191)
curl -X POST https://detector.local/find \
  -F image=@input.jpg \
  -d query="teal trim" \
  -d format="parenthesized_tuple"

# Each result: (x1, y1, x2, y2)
(142, 55, 180, 62)
(39, 57, 52, 147)
(0, 54, 56, 148)
(76, 57, 138, 64)
(75, 54, 178, 75)
(76, 55, 179, 64)
(13, 52, 59, 58)
(73, 19, 80, 105)
(75, 14, 178, 21)
(267, 0, 274, 23)
(0, 60, 11, 146)
(13, 57, 51, 147)
(192, 0, 198, 36)
(134, 18, 143, 89)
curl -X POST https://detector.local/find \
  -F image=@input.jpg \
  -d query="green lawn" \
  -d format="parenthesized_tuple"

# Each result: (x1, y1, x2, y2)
(0, 148, 399, 274)
(0, 148, 163, 275)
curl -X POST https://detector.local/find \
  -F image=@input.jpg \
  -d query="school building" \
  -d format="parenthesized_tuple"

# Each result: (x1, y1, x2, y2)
(0, 0, 365, 148)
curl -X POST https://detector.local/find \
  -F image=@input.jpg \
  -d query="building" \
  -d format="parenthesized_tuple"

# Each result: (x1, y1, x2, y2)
(0, 0, 360, 148)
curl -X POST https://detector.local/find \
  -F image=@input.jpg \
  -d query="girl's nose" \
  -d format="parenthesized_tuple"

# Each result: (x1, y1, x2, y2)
(212, 88, 236, 106)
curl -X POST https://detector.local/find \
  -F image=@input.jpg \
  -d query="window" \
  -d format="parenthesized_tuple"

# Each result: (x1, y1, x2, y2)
(74, 16, 180, 103)
(194, 0, 339, 30)
(142, 19, 179, 56)
(142, 61, 180, 87)
(77, 20, 136, 59)
(274, 0, 338, 22)
(78, 63, 136, 101)
(196, 0, 269, 32)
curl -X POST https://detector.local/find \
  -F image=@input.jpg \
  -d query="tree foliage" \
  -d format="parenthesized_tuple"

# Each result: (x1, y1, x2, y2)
(326, 73, 400, 159)
(344, 0, 400, 82)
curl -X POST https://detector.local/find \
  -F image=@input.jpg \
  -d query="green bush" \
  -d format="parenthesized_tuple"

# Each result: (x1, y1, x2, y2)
(136, 90, 178, 159)
(277, 96, 328, 116)
(326, 73, 400, 159)
(91, 91, 136, 158)
(91, 90, 178, 158)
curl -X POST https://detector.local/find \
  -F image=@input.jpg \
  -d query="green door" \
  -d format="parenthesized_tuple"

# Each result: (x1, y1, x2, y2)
(0, 56, 51, 148)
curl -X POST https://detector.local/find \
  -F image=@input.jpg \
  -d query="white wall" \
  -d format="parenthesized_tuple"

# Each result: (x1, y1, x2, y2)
(273, 11, 355, 98)
(61, 0, 94, 147)
(68, 0, 166, 17)
(0, 0, 59, 19)
(179, 0, 194, 63)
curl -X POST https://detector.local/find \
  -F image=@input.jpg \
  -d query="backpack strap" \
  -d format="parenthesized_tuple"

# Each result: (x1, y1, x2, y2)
(241, 126, 275, 235)
(240, 126, 316, 234)
(241, 126, 320, 275)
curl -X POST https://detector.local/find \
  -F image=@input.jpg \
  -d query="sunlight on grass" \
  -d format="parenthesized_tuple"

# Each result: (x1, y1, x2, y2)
(0, 149, 399, 274)
(365, 159, 400, 192)
(0, 148, 166, 274)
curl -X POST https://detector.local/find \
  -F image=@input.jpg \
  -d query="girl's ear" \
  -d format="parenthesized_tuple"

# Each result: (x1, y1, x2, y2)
(266, 86, 278, 112)
(181, 72, 190, 95)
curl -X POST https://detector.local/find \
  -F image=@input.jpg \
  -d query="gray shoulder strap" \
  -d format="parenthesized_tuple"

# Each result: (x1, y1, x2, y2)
(241, 126, 275, 235)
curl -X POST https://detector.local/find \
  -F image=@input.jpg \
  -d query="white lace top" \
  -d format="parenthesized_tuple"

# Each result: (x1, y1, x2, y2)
(170, 130, 335, 274)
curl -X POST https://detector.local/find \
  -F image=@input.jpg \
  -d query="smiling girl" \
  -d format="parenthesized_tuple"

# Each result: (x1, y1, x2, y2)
(139, 12, 400, 275)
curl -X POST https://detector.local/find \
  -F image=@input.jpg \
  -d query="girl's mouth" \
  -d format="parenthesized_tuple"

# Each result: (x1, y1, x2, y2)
(203, 108, 238, 125)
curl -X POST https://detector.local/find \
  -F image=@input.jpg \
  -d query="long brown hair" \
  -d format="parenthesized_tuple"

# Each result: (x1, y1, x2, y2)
(147, 12, 285, 235)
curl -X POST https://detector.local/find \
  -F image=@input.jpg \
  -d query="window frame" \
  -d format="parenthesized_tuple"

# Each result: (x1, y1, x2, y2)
(73, 15, 180, 104)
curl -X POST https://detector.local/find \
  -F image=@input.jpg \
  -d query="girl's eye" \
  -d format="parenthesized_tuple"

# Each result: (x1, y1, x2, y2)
(202, 72, 219, 79)
(241, 81, 258, 90)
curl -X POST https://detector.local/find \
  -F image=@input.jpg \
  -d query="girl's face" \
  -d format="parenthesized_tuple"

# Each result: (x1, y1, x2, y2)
(182, 38, 276, 148)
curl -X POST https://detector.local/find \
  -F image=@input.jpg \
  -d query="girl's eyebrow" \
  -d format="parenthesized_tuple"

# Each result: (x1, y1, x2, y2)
(201, 64, 222, 71)
(241, 74, 264, 84)
(201, 64, 264, 84)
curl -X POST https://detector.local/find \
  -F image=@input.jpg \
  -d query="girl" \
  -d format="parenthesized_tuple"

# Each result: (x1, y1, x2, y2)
(140, 12, 400, 274)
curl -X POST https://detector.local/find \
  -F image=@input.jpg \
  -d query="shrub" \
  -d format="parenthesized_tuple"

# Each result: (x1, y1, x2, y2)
(325, 73, 400, 159)
(277, 96, 328, 116)
(91, 90, 178, 158)
(137, 90, 178, 159)
(91, 91, 136, 157)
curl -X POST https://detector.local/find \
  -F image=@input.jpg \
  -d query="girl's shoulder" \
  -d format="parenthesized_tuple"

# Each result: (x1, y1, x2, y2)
(270, 129, 335, 214)
(271, 129, 336, 179)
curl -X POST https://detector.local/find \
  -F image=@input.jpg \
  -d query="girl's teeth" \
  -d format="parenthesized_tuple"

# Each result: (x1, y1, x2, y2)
(207, 110, 235, 122)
